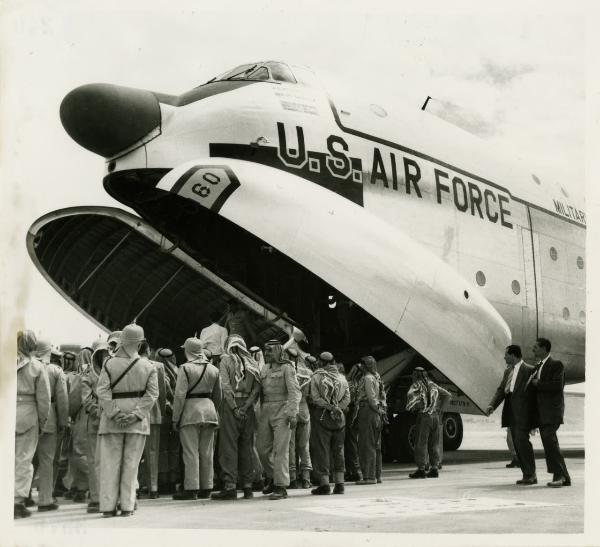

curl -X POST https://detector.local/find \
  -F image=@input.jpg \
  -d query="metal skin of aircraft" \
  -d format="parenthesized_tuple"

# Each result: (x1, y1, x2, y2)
(27, 60, 585, 460)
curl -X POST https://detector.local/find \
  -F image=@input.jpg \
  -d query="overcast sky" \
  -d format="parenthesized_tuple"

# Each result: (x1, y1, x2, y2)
(0, 0, 593, 347)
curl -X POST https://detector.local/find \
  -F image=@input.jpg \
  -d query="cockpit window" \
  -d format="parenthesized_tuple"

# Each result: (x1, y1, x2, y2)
(206, 61, 298, 84)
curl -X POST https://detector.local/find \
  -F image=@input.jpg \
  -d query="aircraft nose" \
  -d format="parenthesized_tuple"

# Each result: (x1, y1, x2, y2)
(60, 84, 161, 158)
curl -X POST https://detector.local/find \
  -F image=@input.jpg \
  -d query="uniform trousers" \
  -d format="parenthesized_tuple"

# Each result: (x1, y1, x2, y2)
(257, 401, 292, 487)
(99, 433, 146, 512)
(179, 424, 216, 491)
(69, 411, 89, 491)
(86, 431, 101, 503)
(219, 400, 256, 489)
(344, 419, 361, 477)
(143, 424, 161, 491)
(539, 423, 570, 479)
(15, 426, 39, 502)
(414, 412, 441, 469)
(289, 419, 312, 481)
(311, 417, 345, 485)
(36, 432, 58, 505)
(357, 406, 381, 480)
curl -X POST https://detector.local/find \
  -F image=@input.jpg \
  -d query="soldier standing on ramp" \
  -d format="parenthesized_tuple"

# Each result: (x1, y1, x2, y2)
(96, 323, 158, 517)
(257, 339, 301, 500)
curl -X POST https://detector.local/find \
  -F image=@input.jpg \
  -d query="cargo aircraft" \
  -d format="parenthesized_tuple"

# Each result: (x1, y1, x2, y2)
(27, 61, 585, 459)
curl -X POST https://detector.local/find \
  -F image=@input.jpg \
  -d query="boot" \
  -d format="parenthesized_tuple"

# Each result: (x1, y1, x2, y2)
(262, 479, 274, 495)
(14, 503, 32, 519)
(211, 488, 237, 500)
(149, 491, 160, 499)
(103, 510, 117, 518)
(426, 468, 439, 478)
(87, 502, 100, 514)
(252, 479, 265, 492)
(198, 489, 212, 499)
(311, 484, 331, 495)
(38, 502, 60, 512)
(172, 490, 198, 500)
(288, 479, 299, 489)
(333, 483, 345, 495)
(72, 490, 88, 503)
(268, 486, 288, 500)
(355, 479, 376, 485)
(24, 497, 36, 508)
(301, 479, 311, 489)
(409, 469, 427, 479)
(243, 488, 253, 499)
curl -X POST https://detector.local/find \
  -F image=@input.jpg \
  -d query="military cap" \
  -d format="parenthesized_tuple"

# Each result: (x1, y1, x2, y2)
(305, 355, 317, 364)
(107, 331, 122, 344)
(120, 323, 145, 344)
(181, 337, 204, 357)
(157, 347, 174, 358)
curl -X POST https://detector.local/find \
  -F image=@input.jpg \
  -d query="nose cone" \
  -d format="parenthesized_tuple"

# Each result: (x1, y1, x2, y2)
(60, 84, 161, 157)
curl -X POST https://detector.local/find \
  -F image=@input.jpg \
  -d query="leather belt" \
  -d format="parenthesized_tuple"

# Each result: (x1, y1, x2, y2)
(112, 391, 146, 399)
(17, 394, 35, 402)
(263, 396, 286, 403)
(234, 392, 250, 398)
(186, 393, 211, 399)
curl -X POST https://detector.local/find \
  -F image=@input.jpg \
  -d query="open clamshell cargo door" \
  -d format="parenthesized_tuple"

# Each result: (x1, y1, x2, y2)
(26, 206, 293, 353)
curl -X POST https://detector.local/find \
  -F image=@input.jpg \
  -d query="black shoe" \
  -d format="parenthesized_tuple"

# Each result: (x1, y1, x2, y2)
(23, 497, 36, 508)
(262, 479, 274, 495)
(102, 510, 117, 518)
(172, 490, 198, 500)
(211, 489, 237, 500)
(506, 460, 519, 468)
(547, 477, 570, 488)
(87, 502, 100, 514)
(252, 479, 265, 492)
(14, 503, 31, 519)
(409, 469, 427, 479)
(243, 488, 253, 499)
(120, 510, 134, 517)
(355, 479, 377, 485)
(516, 476, 538, 485)
(288, 479, 299, 489)
(198, 489, 212, 499)
(269, 486, 288, 500)
(301, 479, 311, 489)
(333, 483, 345, 495)
(73, 491, 87, 503)
(426, 468, 439, 478)
(38, 503, 59, 512)
(149, 491, 160, 499)
(376, 478, 382, 484)
(311, 484, 331, 495)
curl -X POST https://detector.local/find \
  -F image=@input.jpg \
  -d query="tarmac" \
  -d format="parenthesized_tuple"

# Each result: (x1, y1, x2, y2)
(12, 392, 585, 536)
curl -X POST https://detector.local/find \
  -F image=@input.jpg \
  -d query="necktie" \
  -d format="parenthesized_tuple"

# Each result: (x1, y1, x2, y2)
(536, 361, 543, 379)
(505, 365, 515, 394)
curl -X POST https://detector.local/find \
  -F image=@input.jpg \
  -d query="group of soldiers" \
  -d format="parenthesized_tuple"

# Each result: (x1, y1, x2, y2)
(15, 318, 390, 519)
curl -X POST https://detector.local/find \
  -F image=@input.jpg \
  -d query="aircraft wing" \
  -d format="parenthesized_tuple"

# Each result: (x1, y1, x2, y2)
(153, 158, 511, 410)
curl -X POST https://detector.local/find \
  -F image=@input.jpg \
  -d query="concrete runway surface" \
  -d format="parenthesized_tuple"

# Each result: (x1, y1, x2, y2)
(14, 393, 584, 534)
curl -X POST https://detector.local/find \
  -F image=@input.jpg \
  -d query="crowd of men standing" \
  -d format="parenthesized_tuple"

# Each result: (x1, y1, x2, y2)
(14, 313, 389, 519)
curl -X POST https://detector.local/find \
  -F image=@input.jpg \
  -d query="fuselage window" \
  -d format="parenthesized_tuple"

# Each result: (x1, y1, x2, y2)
(511, 280, 521, 295)
(549, 247, 558, 261)
(562, 307, 570, 320)
(577, 256, 584, 269)
(475, 271, 486, 287)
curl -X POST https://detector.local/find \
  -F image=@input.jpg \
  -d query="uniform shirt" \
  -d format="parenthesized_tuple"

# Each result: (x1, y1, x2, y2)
(199, 323, 229, 357)
(357, 373, 386, 412)
(260, 361, 301, 419)
(42, 362, 69, 433)
(219, 353, 259, 411)
(97, 355, 159, 435)
(81, 361, 102, 434)
(148, 359, 167, 425)
(295, 362, 313, 422)
(16, 357, 51, 434)
(172, 360, 222, 427)
(310, 364, 350, 411)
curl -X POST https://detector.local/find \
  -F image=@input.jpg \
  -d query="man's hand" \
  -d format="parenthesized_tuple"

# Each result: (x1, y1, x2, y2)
(485, 405, 494, 417)
(116, 413, 137, 427)
(233, 407, 247, 420)
(287, 415, 298, 429)
(172, 421, 179, 432)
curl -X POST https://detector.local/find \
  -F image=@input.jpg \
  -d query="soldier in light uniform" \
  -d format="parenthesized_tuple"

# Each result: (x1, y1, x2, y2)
(344, 363, 364, 482)
(33, 338, 69, 512)
(286, 347, 313, 489)
(81, 340, 110, 513)
(15, 331, 51, 519)
(212, 335, 260, 500)
(355, 356, 387, 485)
(96, 323, 158, 517)
(139, 341, 166, 499)
(257, 339, 301, 500)
(172, 337, 222, 500)
(309, 352, 350, 495)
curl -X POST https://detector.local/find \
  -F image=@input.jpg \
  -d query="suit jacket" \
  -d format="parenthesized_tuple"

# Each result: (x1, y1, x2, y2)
(489, 362, 536, 430)
(532, 356, 565, 425)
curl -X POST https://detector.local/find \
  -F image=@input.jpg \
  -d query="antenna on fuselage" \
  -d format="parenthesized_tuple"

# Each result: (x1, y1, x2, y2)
(421, 96, 432, 111)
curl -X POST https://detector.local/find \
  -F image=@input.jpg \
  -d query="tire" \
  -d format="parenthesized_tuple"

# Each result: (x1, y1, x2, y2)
(442, 412, 463, 451)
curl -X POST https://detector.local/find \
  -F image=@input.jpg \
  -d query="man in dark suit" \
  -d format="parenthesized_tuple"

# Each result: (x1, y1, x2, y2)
(530, 337, 571, 488)
(486, 345, 537, 485)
